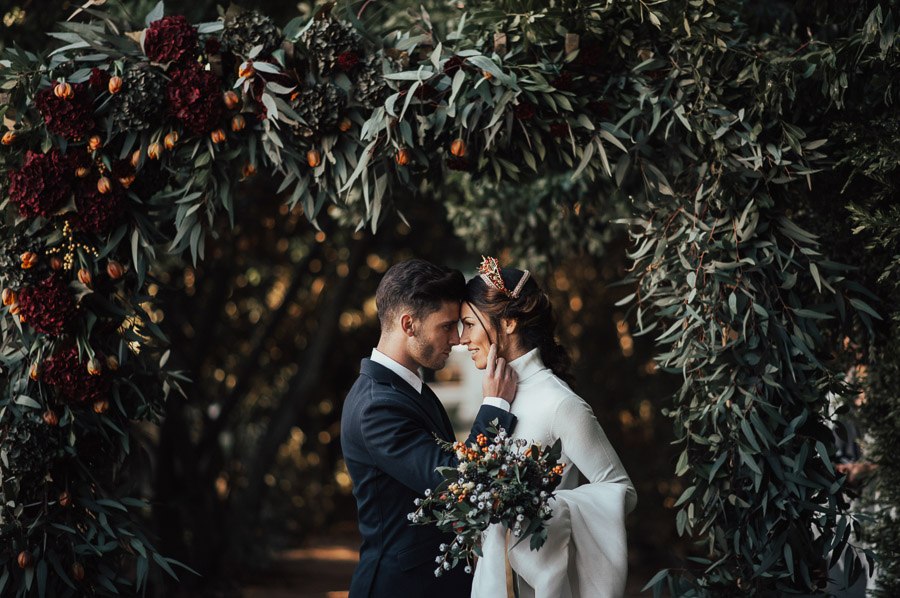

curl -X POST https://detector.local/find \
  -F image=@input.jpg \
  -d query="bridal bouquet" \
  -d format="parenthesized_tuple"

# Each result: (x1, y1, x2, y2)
(408, 423, 564, 576)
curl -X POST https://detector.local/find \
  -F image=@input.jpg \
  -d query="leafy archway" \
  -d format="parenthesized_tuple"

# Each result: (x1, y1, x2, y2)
(1, 1, 896, 595)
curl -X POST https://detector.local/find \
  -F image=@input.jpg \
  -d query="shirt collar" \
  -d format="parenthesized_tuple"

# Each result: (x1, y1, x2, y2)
(370, 348, 423, 394)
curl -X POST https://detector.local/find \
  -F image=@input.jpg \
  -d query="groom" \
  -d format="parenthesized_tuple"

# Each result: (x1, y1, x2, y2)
(341, 259, 518, 597)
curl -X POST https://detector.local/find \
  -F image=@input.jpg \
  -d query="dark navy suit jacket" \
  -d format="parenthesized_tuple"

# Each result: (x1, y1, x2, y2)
(341, 358, 517, 598)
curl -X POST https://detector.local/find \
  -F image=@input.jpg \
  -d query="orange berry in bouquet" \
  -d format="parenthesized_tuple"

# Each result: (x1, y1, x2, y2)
(409, 425, 564, 576)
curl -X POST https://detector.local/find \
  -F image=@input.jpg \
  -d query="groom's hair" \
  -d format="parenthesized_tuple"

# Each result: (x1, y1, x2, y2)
(376, 259, 465, 330)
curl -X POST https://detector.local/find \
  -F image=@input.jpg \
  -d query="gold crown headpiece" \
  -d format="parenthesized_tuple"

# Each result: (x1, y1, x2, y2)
(478, 256, 530, 299)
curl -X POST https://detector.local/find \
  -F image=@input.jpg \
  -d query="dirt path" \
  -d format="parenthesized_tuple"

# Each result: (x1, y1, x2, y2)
(242, 533, 652, 597)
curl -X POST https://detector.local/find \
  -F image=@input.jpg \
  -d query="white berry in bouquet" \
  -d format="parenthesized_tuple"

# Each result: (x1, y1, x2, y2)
(409, 422, 565, 576)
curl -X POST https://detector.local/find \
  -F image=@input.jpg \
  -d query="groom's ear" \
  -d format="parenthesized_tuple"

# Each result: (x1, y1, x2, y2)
(400, 313, 416, 337)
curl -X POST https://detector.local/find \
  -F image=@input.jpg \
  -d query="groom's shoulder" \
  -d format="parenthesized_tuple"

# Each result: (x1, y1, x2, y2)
(349, 359, 406, 402)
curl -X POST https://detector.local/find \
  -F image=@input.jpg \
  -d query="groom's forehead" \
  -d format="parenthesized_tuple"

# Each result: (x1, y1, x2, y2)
(420, 301, 460, 323)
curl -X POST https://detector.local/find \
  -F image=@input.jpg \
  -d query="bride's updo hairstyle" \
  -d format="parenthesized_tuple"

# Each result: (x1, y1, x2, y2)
(466, 259, 573, 384)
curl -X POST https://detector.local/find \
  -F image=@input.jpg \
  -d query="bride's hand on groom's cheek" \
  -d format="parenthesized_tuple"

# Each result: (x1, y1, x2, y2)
(483, 343, 518, 404)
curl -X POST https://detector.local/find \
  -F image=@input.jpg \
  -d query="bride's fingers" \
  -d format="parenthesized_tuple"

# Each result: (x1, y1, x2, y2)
(495, 357, 506, 377)
(486, 344, 497, 376)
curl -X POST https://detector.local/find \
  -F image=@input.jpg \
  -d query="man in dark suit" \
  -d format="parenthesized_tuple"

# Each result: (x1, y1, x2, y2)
(341, 259, 518, 597)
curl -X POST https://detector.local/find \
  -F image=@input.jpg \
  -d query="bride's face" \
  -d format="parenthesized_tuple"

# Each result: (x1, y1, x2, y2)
(459, 302, 494, 370)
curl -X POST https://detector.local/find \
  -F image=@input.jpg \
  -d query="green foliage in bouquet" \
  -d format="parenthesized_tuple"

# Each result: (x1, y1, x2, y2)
(408, 425, 564, 575)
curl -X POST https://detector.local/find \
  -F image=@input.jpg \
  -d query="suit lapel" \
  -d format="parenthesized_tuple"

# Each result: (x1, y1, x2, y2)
(360, 359, 452, 440)
(421, 384, 455, 441)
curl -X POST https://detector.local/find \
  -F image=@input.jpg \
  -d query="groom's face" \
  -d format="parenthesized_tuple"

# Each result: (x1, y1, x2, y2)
(407, 300, 461, 370)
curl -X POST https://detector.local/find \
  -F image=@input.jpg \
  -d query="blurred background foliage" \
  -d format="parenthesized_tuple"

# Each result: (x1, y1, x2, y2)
(2, 1, 897, 597)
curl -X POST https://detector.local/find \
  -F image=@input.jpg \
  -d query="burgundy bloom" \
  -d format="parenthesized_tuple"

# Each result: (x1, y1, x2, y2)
(88, 67, 111, 93)
(551, 72, 575, 92)
(204, 37, 222, 56)
(587, 100, 611, 119)
(413, 83, 437, 101)
(336, 51, 361, 72)
(42, 345, 110, 405)
(446, 157, 471, 172)
(575, 38, 604, 68)
(443, 55, 466, 76)
(8, 150, 74, 219)
(144, 15, 199, 65)
(549, 122, 570, 138)
(33, 84, 94, 140)
(167, 65, 224, 134)
(514, 101, 536, 121)
(69, 179, 126, 235)
(17, 274, 79, 336)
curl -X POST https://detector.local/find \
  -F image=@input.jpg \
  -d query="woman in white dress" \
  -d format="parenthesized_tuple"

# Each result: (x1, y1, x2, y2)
(461, 257, 637, 598)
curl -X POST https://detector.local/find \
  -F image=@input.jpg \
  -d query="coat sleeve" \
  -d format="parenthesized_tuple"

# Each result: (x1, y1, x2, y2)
(359, 397, 517, 495)
(550, 393, 637, 513)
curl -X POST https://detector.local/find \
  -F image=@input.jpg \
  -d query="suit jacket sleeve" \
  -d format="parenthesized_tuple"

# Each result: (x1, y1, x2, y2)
(359, 398, 517, 495)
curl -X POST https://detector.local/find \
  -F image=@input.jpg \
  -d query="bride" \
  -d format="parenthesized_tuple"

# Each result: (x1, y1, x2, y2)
(461, 257, 637, 598)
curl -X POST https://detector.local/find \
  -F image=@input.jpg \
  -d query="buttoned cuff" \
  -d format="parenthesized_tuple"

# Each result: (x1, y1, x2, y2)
(482, 397, 511, 412)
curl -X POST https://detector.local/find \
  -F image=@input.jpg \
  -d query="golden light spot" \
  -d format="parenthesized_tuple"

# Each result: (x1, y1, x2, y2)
(264, 474, 276, 487)
(569, 296, 583, 312)
(363, 296, 378, 319)
(214, 368, 225, 382)
(318, 431, 331, 444)
(315, 232, 326, 243)
(366, 254, 388, 273)
(266, 277, 288, 309)
(291, 427, 305, 444)
(337, 263, 350, 277)
(319, 400, 333, 415)
(215, 475, 229, 499)
(639, 400, 652, 421)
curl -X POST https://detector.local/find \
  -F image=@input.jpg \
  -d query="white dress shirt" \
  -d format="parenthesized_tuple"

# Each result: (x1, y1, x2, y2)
(370, 349, 509, 411)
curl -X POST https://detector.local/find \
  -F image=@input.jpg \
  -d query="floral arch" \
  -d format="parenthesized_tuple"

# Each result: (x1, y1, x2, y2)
(1, 1, 896, 595)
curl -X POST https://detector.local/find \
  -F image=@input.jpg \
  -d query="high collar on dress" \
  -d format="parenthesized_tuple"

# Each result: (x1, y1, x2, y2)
(509, 347, 547, 383)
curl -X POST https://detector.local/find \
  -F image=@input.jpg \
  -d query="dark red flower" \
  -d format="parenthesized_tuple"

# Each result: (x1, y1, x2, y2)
(33, 84, 94, 141)
(575, 38, 604, 68)
(42, 345, 110, 405)
(551, 72, 575, 92)
(446, 157, 471, 171)
(69, 179, 126, 234)
(17, 274, 79, 336)
(88, 68, 111, 93)
(587, 100, 611, 119)
(336, 51, 361, 72)
(204, 37, 222, 56)
(549, 122, 569, 138)
(514, 101, 536, 121)
(443, 55, 466, 76)
(413, 83, 437, 101)
(167, 65, 224, 134)
(8, 150, 74, 219)
(144, 15, 199, 65)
